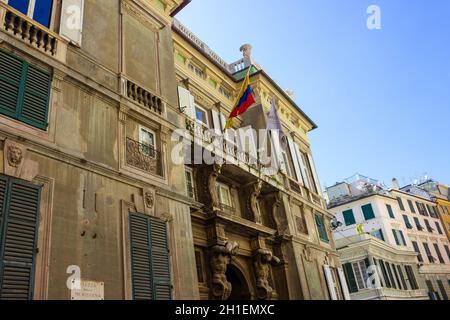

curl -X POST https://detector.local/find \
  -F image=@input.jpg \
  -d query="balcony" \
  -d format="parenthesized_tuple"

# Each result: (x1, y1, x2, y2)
(0, 2, 67, 63)
(125, 138, 163, 177)
(124, 78, 164, 116)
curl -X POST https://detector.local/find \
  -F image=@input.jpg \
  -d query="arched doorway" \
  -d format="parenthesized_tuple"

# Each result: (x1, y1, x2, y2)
(226, 265, 251, 300)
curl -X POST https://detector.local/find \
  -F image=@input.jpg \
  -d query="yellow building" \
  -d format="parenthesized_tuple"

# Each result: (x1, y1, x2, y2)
(436, 198, 450, 242)
(172, 19, 346, 300)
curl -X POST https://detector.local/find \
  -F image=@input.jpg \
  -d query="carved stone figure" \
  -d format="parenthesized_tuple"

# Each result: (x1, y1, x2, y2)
(7, 145, 23, 168)
(210, 241, 239, 300)
(240, 44, 253, 59)
(247, 181, 263, 224)
(198, 163, 223, 213)
(254, 249, 281, 300)
(144, 192, 154, 209)
(268, 192, 289, 235)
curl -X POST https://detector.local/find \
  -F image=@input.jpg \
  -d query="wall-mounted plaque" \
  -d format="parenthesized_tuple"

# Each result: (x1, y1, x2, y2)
(71, 280, 104, 300)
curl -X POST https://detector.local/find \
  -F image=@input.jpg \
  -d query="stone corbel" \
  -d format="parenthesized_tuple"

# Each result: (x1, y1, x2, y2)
(253, 248, 281, 300)
(209, 241, 239, 300)
(206, 222, 227, 247)
(267, 192, 289, 236)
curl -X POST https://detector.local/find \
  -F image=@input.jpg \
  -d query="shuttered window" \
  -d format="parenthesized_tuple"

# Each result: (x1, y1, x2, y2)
(314, 213, 329, 243)
(361, 204, 375, 221)
(386, 204, 395, 219)
(129, 213, 171, 300)
(342, 263, 358, 293)
(0, 175, 41, 300)
(342, 209, 355, 226)
(0, 50, 51, 130)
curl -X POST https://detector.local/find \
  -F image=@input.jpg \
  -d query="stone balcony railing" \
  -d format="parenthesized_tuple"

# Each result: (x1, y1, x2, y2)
(0, 2, 67, 63)
(125, 79, 164, 116)
(126, 138, 163, 177)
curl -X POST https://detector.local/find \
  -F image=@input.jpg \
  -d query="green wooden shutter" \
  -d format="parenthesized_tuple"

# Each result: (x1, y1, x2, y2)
(392, 230, 400, 246)
(19, 65, 51, 130)
(0, 178, 41, 300)
(149, 216, 171, 300)
(361, 204, 375, 220)
(129, 213, 153, 300)
(343, 209, 356, 226)
(0, 51, 23, 118)
(342, 263, 358, 293)
(0, 50, 51, 130)
(129, 213, 171, 300)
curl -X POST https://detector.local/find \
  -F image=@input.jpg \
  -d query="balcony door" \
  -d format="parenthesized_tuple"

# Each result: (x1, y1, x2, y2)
(6, 0, 54, 27)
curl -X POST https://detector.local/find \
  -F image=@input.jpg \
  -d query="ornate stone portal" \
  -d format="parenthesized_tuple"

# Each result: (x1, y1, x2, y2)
(209, 241, 239, 300)
(254, 248, 281, 300)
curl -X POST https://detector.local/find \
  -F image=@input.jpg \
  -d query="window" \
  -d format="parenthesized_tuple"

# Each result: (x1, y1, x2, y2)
(435, 222, 443, 235)
(423, 243, 435, 263)
(403, 215, 413, 229)
(385, 262, 397, 289)
(194, 105, 209, 127)
(416, 202, 427, 216)
(281, 150, 294, 178)
(343, 263, 358, 293)
(188, 63, 204, 78)
(412, 241, 423, 263)
(6, 0, 54, 27)
(0, 50, 52, 130)
(444, 245, 450, 261)
(414, 217, 424, 231)
(405, 266, 418, 290)
(392, 264, 403, 290)
(185, 168, 195, 199)
(427, 204, 438, 218)
(433, 244, 444, 264)
(392, 229, 407, 246)
(361, 204, 375, 221)
(129, 213, 171, 300)
(407, 200, 416, 213)
(216, 183, 233, 208)
(352, 261, 368, 290)
(396, 265, 408, 290)
(343, 209, 356, 226)
(397, 197, 405, 211)
(219, 86, 231, 100)
(437, 280, 448, 300)
(315, 213, 329, 243)
(426, 280, 439, 300)
(379, 260, 391, 288)
(424, 219, 434, 233)
(371, 229, 385, 241)
(194, 250, 205, 283)
(0, 175, 41, 300)
(139, 127, 156, 158)
(386, 204, 395, 219)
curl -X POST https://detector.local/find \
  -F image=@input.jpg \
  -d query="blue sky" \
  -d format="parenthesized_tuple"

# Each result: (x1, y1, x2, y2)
(177, 0, 450, 189)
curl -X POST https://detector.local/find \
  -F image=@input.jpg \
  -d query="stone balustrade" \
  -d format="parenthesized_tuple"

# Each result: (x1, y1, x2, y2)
(126, 79, 164, 115)
(0, 3, 66, 62)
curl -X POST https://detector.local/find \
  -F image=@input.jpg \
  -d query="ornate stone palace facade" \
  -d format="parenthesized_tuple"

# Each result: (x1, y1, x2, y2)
(0, 0, 345, 300)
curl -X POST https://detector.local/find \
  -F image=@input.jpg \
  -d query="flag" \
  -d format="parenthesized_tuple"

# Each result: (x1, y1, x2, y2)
(225, 68, 256, 129)
(357, 223, 364, 235)
(267, 97, 288, 150)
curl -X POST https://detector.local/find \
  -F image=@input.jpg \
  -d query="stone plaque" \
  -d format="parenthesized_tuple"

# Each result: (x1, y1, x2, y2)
(71, 280, 104, 300)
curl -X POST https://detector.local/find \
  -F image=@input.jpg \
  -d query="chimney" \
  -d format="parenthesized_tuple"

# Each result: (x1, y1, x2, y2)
(392, 178, 400, 190)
